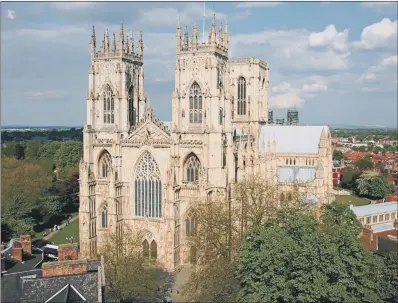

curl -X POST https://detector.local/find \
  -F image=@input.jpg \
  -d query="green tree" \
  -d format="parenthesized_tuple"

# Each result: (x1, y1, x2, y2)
(98, 227, 166, 302)
(340, 167, 360, 190)
(356, 172, 392, 199)
(236, 210, 383, 303)
(333, 150, 344, 161)
(25, 140, 42, 159)
(14, 143, 25, 160)
(380, 252, 398, 303)
(55, 141, 82, 169)
(37, 141, 62, 162)
(355, 156, 374, 171)
(321, 202, 362, 235)
(1, 195, 36, 236)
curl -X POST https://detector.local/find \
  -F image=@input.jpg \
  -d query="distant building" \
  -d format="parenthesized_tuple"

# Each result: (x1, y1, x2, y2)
(360, 221, 398, 253)
(350, 202, 398, 226)
(268, 110, 274, 124)
(287, 109, 299, 126)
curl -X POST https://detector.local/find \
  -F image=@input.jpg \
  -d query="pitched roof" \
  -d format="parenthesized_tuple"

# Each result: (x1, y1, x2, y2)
(258, 125, 328, 154)
(45, 284, 87, 303)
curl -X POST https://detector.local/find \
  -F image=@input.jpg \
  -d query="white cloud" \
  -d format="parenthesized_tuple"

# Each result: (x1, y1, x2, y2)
(25, 90, 66, 99)
(358, 72, 377, 83)
(380, 55, 398, 67)
(137, 4, 227, 27)
(272, 82, 291, 93)
(270, 77, 328, 108)
(355, 18, 397, 50)
(362, 2, 397, 11)
(236, 2, 282, 8)
(52, 2, 95, 11)
(7, 9, 16, 20)
(270, 92, 304, 109)
(308, 24, 349, 51)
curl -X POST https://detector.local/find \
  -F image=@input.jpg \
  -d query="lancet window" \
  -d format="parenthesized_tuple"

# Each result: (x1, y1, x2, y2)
(237, 77, 247, 115)
(103, 85, 115, 124)
(189, 82, 203, 124)
(134, 152, 162, 218)
(101, 205, 108, 228)
(128, 86, 135, 126)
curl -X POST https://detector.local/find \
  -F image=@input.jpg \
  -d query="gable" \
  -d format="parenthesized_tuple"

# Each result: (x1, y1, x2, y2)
(124, 121, 172, 147)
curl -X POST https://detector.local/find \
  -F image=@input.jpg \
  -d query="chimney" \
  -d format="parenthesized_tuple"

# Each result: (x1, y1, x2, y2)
(42, 260, 87, 278)
(20, 234, 32, 255)
(58, 243, 79, 262)
(12, 241, 23, 263)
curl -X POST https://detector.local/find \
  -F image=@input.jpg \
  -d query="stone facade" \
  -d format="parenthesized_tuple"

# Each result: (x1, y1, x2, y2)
(79, 15, 333, 271)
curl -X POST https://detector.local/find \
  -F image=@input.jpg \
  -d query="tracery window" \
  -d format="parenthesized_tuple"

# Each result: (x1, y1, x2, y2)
(103, 85, 115, 124)
(128, 86, 135, 126)
(134, 151, 162, 218)
(143, 240, 149, 257)
(99, 151, 112, 178)
(186, 213, 197, 237)
(185, 154, 201, 183)
(101, 205, 108, 228)
(237, 77, 247, 115)
(150, 240, 157, 259)
(189, 82, 203, 124)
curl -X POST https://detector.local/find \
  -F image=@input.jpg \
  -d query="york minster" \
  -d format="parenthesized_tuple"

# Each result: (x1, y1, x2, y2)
(78, 14, 333, 271)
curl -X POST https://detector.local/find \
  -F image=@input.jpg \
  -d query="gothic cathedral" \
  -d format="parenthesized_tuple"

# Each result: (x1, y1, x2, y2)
(79, 15, 333, 271)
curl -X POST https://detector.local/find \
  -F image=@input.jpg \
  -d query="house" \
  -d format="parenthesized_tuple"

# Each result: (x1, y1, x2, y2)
(360, 220, 398, 253)
(1, 240, 107, 303)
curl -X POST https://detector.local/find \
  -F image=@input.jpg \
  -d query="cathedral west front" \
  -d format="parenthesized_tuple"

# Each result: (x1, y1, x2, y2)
(79, 15, 333, 271)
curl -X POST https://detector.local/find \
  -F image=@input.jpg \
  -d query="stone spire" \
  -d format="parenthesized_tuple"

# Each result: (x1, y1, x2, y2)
(191, 21, 198, 50)
(137, 31, 143, 57)
(112, 33, 117, 54)
(125, 34, 130, 54)
(105, 29, 110, 55)
(218, 22, 224, 45)
(130, 31, 134, 55)
(210, 13, 217, 45)
(90, 25, 96, 58)
(176, 16, 182, 51)
(224, 21, 229, 50)
(101, 31, 106, 54)
(183, 25, 189, 49)
(119, 22, 125, 55)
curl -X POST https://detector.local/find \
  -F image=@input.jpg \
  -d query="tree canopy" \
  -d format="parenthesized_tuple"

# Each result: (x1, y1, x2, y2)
(355, 156, 374, 171)
(235, 204, 384, 303)
(356, 171, 392, 199)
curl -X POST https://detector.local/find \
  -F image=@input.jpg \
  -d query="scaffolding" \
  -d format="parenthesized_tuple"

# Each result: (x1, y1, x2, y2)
(287, 108, 299, 125)
(268, 110, 274, 124)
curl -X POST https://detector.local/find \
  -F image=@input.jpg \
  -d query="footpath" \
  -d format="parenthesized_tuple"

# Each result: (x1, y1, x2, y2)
(43, 215, 79, 241)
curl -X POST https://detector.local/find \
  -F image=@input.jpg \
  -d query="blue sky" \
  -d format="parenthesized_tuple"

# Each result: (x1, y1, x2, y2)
(1, 1, 397, 127)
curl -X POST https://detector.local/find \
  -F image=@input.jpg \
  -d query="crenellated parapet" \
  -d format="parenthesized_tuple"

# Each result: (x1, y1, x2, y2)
(90, 23, 144, 63)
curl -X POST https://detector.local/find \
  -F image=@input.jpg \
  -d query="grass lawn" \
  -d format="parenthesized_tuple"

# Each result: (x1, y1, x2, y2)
(47, 217, 79, 245)
(335, 195, 370, 206)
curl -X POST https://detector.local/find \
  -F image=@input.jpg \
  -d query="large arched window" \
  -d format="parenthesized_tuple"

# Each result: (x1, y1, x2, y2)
(189, 82, 203, 124)
(150, 240, 157, 259)
(134, 151, 162, 218)
(99, 151, 112, 178)
(237, 77, 246, 115)
(103, 85, 114, 124)
(101, 205, 108, 228)
(185, 154, 201, 183)
(128, 86, 135, 126)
